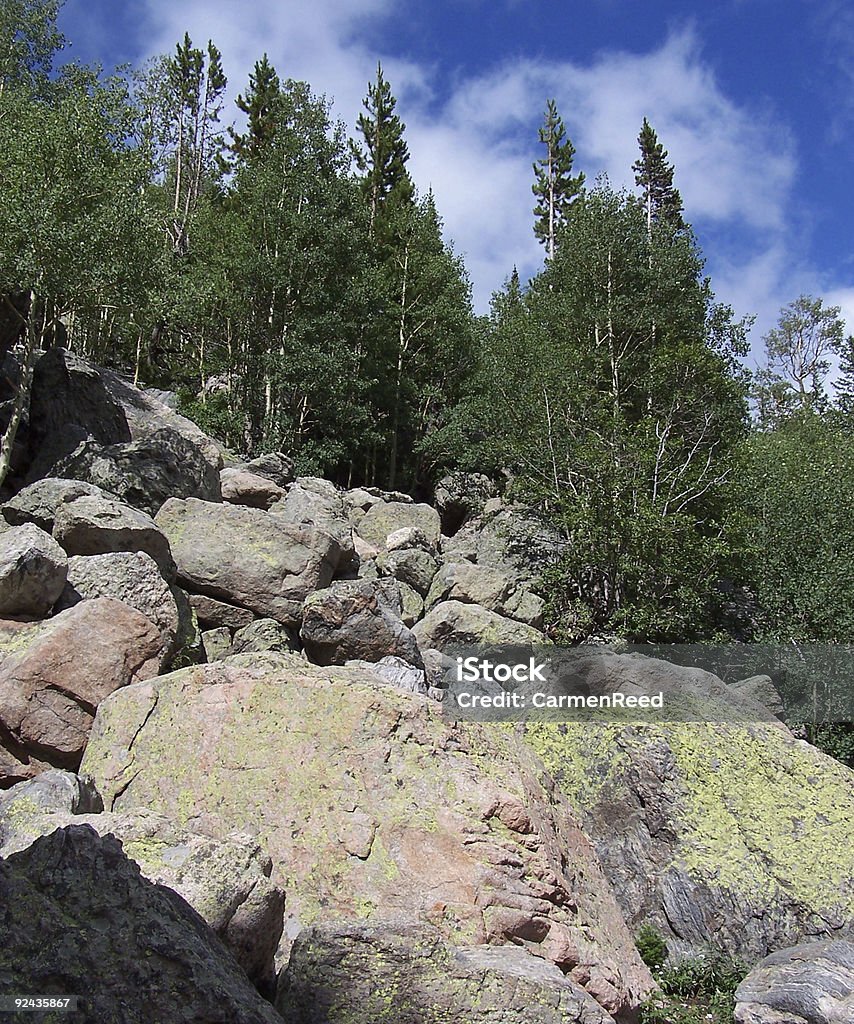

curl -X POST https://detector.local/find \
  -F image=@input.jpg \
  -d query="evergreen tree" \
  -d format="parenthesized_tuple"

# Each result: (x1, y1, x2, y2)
(532, 99, 584, 259)
(229, 54, 281, 160)
(633, 118, 684, 233)
(833, 334, 854, 422)
(351, 63, 414, 235)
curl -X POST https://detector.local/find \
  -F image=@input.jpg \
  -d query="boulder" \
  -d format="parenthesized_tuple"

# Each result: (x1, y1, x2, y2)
(189, 593, 256, 632)
(344, 655, 428, 696)
(0, 825, 283, 1023)
(0, 522, 68, 617)
(734, 939, 854, 1024)
(426, 560, 545, 627)
(434, 471, 497, 534)
(55, 426, 222, 516)
(58, 551, 188, 664)
(355, 500, 441, 553)
(386, 525, 434, 553)
(156, 497, 341, 626)
(81, 653, 654, 1018)
(730, 674, 785, 718)
(522, 653, 854, 961)
(27, 347, 131, 479)
(202, 627, 233, 662)
(2, 477, 114, 532)
(0, 598, 165, 778)
(277, 921, 615, 1024)
(268, 482, 354, 566)
(413, 600, 547, 650)
(301, 579, 422, 667)
(397, 580, 424, 626)
(53, 495, 176, 579)
(377, 546, 440, 595)
(231, 618, 298, 656)
(244, 451, 295, 488)
(221, 467, 285, 509)
(0, 770, 102, 835)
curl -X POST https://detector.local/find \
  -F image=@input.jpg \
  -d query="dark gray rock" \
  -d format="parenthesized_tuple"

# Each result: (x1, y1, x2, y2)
(244, 452, 295, 488)
(0, 825, 283, 1023)
(53, 494, 176, 579)
(55, 426, 222, 516)
(221, 467, 285, 509)
(377, 546, 440, 596)
(730, 674, 785, 718)
(156, 498, 341, 627)
(231, 617, 298, 655)
(413, 600, 546, 650)
(189, 593, 256, 632)
(301, 579, 422, 667)
(434, 470, 497, 534)
(735, 939, 854, 1024)
(276, 921, 615, 1024)
(0, 523, 67, 617)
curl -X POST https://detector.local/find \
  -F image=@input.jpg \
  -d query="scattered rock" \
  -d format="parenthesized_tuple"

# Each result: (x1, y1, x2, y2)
(277, 921, 616, 1024)
(434, 471, 497, 534)
(244, 452, 295, 488)
(81, 653, 654, 1017)
(269, 481, 354, 567)
(377, 546, 440, 595)
(301, 579, 422, 667)
(426, 560, 545, 627)
(156, 497, 341, 626)
(232, 618, 298, 656)
(55, 426, 222, 515)
(0, 598, 164, 778)
(344, 655, 428, 695)
(443, 504, 565, 583)
(397, 580, 424, 626)
(202, 627, 233, 662)
(53, 494, 176, 579)
(0, 825, 283, 1023)
(730, 674, 785, 719)
(0, 522, 68, 617)
(221, 466, 285, 509)
(189, 593, 256, 632)
(413, 600, 547, 650)
(386, 525, 434, 553)
(355, 500, 441, 553)
(734, 939, 854, 1024)
(0, 770, 102, 840)
(2, 477, 114, 532)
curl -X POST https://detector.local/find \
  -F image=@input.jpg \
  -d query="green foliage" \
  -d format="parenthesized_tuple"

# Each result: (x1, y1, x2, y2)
(532, 99, 584, 258)
(0, 0, 64, 94)
(633, 118, 685, 232)
(635, 924, 669, 970)
(640, 948, 748, 1024)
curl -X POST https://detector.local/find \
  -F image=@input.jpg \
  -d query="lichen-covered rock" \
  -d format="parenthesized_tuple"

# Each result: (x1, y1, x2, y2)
(277, 921, 615, 1024)
(386, 525, 434, 553)
(0, 824, 283, 1023)
(232, 618, 298, 656)
(0, 804, 284, 991)
(413, 599, 547, 650)
(734, 939, 854, 1024)
(54, 426, 222, 516)
(397, 580, 424, 626)
(2, 477, 114, 532)
(221, 466, 285, 509)
(425, 561, 545, 627)
(0, 523, 68, 617)
(0, 598, 165, 779)
(434, 471, 497, 534)
(344, 655, 428, 696)
(244, 451, 295, 488)
(730, 674, 785, 718)
(355, 500, 441, 553)
(53, 494, 176, 578)
(202, 627, 233, 662)
(189, 593, 256, 632)
(58, 551, 188, 664)
(268, 482, 354, 567)
(377, 546, 439, 595)
(156, 498, 341, 626)
(522, 654, 854, 961)
(81, 653, 654, 1018)
(301, 579, 421, 667)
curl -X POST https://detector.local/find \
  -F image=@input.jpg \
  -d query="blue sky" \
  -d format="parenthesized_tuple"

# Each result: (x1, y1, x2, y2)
(58, 0, 854, 348)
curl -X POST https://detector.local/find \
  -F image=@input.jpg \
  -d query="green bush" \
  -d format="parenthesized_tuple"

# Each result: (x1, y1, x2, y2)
(639, 944, 748, 1024)
(635, 924, 669, 970)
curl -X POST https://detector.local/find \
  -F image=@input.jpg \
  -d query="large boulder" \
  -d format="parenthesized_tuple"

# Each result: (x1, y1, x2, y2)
(231, 618, 298, 656)
(156, 498, 341, 627)
(0, 798, 284, 991)
(0, 598, 164, 779)
(53, 494, 176, 578)
(0, 522, 67, 617)
(300, 579, 422, 667)
(355, 499, 441, 553)
(81, 653, 654, 1019)
(522, 653, 854, 961)
(244, 452, 295, 488)
(2, 476, 114, 532)
(734, 939, 854, 1024)
(189, 593, 256, 632)
(434, 471, 497, 534)
(277, 921, 615, 1024)
(377, 547, 440, 596)
(58, 551, 191, 666)
(268, 481, 354, 566)
(0, 825, 283, 1023)
(27, 347, 131, 479)
(220, 466, 285, 510)
(55, 427, 222, 516)
(426, 560, 545, 627)
(413, 599, 547, 650)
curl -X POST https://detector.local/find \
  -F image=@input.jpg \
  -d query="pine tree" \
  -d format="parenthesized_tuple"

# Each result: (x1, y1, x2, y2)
(351, 63, 414, 235)
(532, 99, 584, 259)
(632, 118, 684, 234)
(832, 335, 854, 420)
(230, 54, 281, 160)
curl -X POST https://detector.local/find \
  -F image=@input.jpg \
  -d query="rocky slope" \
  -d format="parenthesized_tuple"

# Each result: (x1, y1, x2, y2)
(0, 347, 851, 1024)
